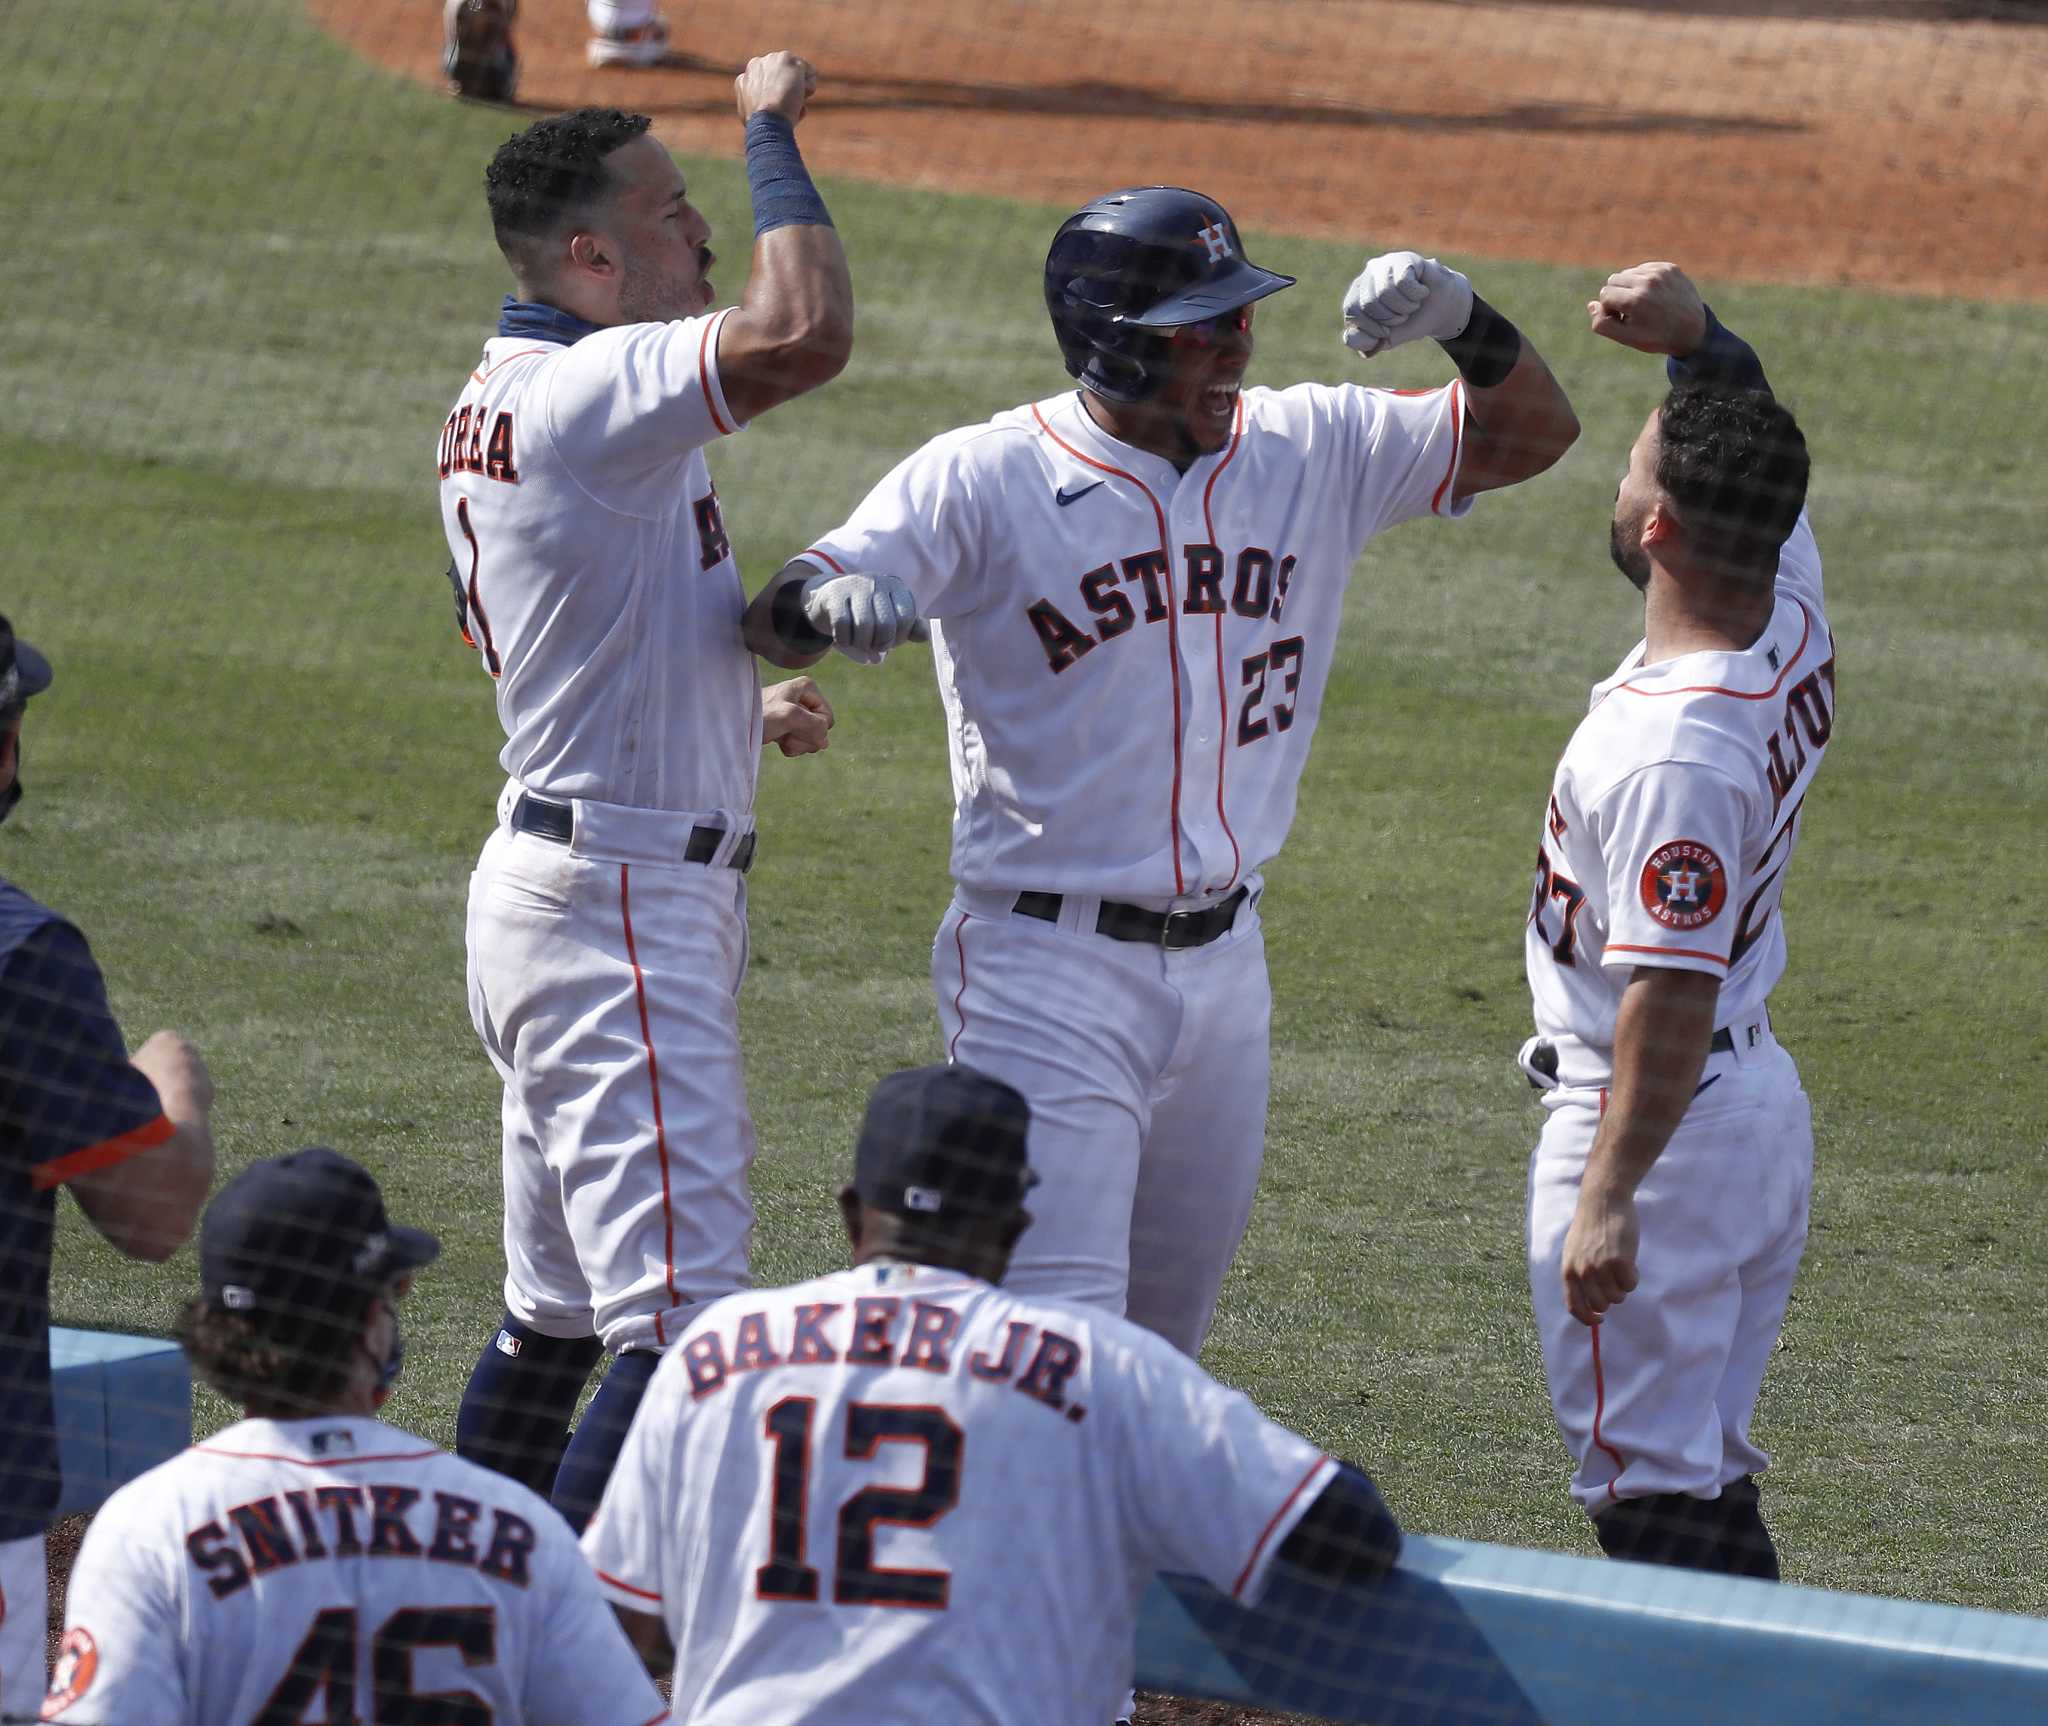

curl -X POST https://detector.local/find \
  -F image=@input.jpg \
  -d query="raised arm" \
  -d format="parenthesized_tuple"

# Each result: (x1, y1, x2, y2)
(1586, 259, 1772, 394)
(1341, 251, 1579, 499)
(716, 53, 854, 426)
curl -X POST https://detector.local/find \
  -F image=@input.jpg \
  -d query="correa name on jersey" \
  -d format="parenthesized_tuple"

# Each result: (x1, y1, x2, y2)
(679, 1294, 1088, 1419)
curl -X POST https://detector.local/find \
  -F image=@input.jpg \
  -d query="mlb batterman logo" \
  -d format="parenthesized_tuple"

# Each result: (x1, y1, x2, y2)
(1640, 839, 1728, 930)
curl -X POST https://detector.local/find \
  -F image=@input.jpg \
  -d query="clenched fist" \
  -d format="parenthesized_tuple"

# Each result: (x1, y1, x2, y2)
(1341, 251, 1474, 358)
(1586, 262, 1709, 358)
(798, 571, 928, 664)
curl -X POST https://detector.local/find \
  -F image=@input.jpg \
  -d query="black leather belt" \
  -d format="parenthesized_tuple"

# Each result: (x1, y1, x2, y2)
(510, 792, 756, 874)
(1708, 1025, 1738, 1054)
(1013, 885, 1248, 950)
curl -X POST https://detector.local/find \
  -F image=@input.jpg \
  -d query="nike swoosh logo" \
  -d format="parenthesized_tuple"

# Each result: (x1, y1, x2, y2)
(1055, 481, 1105, 507)
(1692, 1073, 1723, 1100)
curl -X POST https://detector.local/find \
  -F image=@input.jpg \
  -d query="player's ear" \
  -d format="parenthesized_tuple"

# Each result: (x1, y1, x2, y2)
(1642, 500, 1680, 553)
(567, 230, 615, 279)
(836, 1184, 864, 1253)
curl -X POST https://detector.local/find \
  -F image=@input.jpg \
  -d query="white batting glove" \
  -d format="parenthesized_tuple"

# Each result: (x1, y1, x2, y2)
(798, 571, 929, 665)
(1341, 251, 1475, 358)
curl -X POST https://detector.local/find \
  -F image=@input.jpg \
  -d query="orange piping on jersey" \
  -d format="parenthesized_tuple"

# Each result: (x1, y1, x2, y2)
(31, 1113, 175, 1191)
(1603, 600, 1816, 704)
(193, 1445, 442, 1467)
(1586, 1087, 1628, 1503)
(470, 346, 552, 386)
(1032, 402, 1187, 895)
(621, 865, 683, 1317)
(1606, 942, 1729, 967)
(701, 311, 734, 437)
(1587, 1307, 1629, 1504)
(947, 913, 973, 1062)
(1201, 400, 1247, 891)
(596, 1566, 664, 1603)
(1232, 1455, 1330, 1599)
(1430, 381, 1467, 516)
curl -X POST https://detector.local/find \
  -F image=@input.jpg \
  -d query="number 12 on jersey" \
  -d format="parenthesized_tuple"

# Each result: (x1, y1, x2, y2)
(758, 1398, 964, 1609)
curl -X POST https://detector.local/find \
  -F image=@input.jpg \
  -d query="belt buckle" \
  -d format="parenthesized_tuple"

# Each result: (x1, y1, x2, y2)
(1161, 907, 1204, 950)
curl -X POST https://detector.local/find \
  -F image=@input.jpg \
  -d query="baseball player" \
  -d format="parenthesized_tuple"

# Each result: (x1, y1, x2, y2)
(442, 0, 519, 103)
(0, 615, 215, 1722)
(440, 72, 909, 1534)
(1520, 262, 1823, 1578)
(43, 1146, 667, 1726)
(587, 0, 670, 67)
(582, 1063, 1404, 1725)
(742, 188, 1579, 1364)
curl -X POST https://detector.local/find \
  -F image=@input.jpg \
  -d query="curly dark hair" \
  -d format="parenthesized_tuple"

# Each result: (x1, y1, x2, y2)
(1654, 382, 1810, 580)
(485, 107, 652, 267)
(177, 1293, 372, 1416)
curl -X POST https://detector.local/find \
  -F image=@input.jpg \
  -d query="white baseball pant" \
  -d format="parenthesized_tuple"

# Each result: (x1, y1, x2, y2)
(1527, 1023, 1812, 1511)
(934, 884, 1271, 1358)
(466, 783, 756, 1353)
(0, 1533, 45, 1721)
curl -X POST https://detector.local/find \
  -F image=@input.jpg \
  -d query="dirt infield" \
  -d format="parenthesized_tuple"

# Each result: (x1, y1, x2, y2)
(318, 0, 2047, 300)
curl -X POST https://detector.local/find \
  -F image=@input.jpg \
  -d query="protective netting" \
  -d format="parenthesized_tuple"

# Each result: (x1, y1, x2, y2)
(4, 0, 2045, 1721)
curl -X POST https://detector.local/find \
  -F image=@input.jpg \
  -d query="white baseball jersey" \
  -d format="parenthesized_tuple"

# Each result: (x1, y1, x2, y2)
(582, 1261, 1336, 1724)
(45, 1415, 666, 1726)
(1526, 511, 1832, 1069)
(436, 310, 760, 814)
(797, 383, 1470, 899)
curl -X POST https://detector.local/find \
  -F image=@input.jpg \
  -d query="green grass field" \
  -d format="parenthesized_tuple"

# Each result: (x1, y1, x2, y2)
(5, 0, 2045, 1620)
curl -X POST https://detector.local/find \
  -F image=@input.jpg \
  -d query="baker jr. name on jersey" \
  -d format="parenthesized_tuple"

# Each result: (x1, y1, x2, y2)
(679, 1296, 1089, 1419)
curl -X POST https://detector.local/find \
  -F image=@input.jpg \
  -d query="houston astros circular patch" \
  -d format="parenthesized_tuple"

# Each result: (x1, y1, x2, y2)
(45, 1627, 98, 1712)
(1640, 840, 1728, 929)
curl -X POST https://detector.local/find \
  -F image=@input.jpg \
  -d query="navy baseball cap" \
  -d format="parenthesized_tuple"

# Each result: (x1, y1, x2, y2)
(854, 1064, 1035, 1222)
(0, 615, 52, 710)
(201, 1147, 440, 1318)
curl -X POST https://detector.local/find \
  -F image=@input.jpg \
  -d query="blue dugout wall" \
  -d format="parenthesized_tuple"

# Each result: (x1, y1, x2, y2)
(54, 1327, 2048, 1721)
(1138, 1534, 2048, 1722)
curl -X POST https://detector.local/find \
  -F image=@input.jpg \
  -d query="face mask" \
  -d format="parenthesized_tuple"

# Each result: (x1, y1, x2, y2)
(363, 1299, 405, 1407)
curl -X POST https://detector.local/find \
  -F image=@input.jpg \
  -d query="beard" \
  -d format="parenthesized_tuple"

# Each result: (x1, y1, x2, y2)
(616, 246, 705, 325)
(1609, 516, 1652, 592)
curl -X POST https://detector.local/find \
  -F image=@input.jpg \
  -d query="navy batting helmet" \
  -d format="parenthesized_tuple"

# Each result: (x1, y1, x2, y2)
(1044, 187, 1295, 403)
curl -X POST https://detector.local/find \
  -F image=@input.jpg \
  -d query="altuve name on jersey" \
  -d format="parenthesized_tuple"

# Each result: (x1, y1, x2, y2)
(682, 1298, 1092, 1423)
(186, 1483, 539, 1600)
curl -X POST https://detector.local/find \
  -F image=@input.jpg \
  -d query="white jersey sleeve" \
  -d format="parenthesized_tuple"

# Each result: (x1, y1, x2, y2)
(542, 309, 742, 513)
(1592, 758, 1756, 979)
(1109, 1326, 1335, 1606)
(44, 1506, 187, 1721)
(1772, 508, 1823, 614)
(579, 1385, 671, 1617)
(1316, 379, 1473, 545)
(520, 1531, 671, 1726)
(797, 424, 999, 620)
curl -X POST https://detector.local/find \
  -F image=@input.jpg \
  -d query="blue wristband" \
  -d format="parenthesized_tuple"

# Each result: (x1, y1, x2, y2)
(1667, 304, 1771, 395)
(745, 112, 833, 237)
